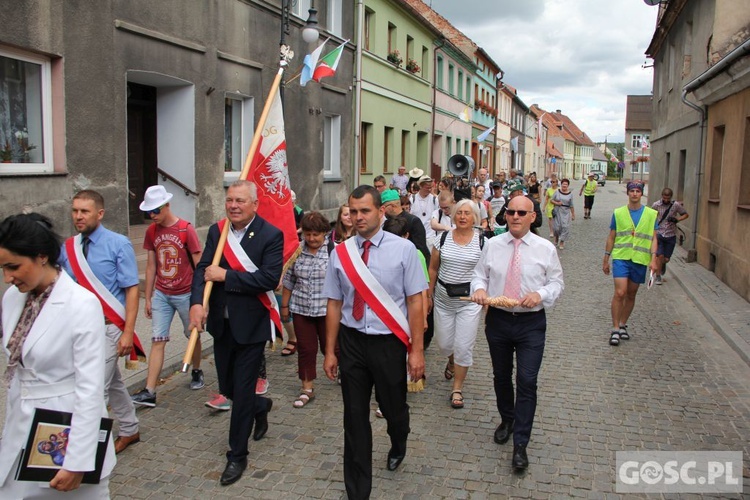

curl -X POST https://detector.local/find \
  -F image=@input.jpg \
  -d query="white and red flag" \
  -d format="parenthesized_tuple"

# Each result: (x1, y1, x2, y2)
(248, 91, 298, 262)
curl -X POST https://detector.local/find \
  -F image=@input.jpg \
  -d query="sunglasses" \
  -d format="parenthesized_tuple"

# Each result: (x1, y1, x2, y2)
(505, 209, 529, 217)
(144, 204, 165, 216)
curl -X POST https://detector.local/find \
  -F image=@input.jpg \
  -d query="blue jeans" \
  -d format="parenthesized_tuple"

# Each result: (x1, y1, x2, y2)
(151, 290, 191, 342)
(485, 308, 546, 447)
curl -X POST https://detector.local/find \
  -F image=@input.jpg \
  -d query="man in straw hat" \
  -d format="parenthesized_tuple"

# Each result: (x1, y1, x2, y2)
(131, 185, 204, 409)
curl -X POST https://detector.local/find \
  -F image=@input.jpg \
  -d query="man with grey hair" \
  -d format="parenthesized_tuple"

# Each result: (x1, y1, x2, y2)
(189, 180, 283, 486)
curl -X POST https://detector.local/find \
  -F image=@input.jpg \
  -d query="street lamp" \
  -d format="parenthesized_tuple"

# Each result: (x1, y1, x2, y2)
(279, 1, 319, 100)
(280, 0, 319, 48)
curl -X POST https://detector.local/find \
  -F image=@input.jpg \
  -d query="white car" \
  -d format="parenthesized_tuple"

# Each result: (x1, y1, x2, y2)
(589, 170, 607, 186)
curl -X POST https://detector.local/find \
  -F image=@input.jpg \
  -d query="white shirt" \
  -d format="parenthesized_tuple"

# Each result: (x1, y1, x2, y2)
(471, 230, 564, 312)
(429, 207, 455, 245)
(410, 192, 437, 232)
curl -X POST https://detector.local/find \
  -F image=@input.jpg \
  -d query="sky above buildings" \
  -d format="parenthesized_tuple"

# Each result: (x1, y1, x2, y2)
(424, 0, 658, 143)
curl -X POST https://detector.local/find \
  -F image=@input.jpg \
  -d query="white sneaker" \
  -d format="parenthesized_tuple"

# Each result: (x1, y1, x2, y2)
(655, 275, 663, 285)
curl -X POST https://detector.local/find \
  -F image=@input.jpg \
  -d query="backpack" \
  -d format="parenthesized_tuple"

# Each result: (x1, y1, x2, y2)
(145, 219, 195, 269)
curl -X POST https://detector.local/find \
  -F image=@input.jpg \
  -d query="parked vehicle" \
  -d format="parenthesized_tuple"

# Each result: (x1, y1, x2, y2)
(589, 170, 607, 186)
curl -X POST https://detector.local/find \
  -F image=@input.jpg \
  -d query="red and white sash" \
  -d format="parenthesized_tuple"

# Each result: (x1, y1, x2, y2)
(64, 235, 146, 362)
(218, 220, 282, 341)
(336, 237, 411, 351)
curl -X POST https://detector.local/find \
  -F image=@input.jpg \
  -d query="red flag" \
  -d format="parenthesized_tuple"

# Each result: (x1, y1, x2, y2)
(248, 91, 298, 263)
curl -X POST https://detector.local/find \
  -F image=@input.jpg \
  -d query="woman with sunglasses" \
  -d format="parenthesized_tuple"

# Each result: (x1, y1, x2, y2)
(0, 214, 115, 497)
(543, 178, 559, 238)
(428, 199, 483, 409)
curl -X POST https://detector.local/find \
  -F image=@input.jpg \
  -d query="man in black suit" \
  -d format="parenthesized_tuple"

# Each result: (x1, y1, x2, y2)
(189, 180, 283, 486)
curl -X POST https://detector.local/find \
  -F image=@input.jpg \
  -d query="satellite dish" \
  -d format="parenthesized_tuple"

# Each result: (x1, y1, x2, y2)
(643, 0, 661, 5)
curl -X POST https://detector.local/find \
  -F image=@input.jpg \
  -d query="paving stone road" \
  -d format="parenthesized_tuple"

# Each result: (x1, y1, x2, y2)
(1, 182, 748, 498)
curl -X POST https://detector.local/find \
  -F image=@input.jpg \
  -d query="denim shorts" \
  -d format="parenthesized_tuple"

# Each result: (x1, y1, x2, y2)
(152, 289, 191, 342)
(612, 259, 647, 284)
(656, 234, 677, 259)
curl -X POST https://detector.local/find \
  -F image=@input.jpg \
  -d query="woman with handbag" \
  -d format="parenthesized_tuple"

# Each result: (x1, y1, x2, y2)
(0, 213, 115, 497)
(428, 199, 484, 409)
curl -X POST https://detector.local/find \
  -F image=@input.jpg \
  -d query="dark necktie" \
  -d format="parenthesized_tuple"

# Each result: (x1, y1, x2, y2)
(82, 236, 91, 259)
(351, 240, 372, 321)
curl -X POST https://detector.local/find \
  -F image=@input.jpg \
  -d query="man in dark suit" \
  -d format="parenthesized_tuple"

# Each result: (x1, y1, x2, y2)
(189, 180, 283, 486)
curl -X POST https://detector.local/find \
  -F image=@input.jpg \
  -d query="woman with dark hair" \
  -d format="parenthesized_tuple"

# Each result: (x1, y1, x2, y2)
(0, 214, 115, 497)
(331, 204, 355, 244)
(527, 172, 541, 203)
(281, 211, 336, 408)
(400, 195, 412, 213)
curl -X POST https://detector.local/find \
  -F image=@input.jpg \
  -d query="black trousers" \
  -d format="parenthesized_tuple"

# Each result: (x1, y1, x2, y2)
(213, 320, 269, 462)
(485, 308, 546, 447)
(339, 325, 409, 500)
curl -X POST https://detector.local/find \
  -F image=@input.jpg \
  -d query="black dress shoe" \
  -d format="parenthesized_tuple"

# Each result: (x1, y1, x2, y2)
(493, 421, 513, 444)
(512, 444, 528, 471)
(386, 448, 406, 471)
(252, 398, 273, 441)
(220, 459, 247, 486)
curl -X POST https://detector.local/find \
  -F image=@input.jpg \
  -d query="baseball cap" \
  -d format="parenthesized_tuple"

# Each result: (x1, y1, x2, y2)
(381, 189, 400, 204)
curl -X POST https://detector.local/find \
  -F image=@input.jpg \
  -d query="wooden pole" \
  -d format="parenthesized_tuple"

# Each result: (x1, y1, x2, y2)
(181, 65, 286, 373)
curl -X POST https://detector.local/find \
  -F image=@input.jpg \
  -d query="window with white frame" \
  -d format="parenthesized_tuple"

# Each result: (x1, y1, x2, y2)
(224, 95, 254, 174)
(0, 47, 53, 174)
(327, 0, 342, 37)
(631, 134, 642, 149)
(293, 0, 312, 18)
(324, 114, 341, 179)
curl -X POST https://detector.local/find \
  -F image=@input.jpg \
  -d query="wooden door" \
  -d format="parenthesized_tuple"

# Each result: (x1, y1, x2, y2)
(126, 83, 157, 225)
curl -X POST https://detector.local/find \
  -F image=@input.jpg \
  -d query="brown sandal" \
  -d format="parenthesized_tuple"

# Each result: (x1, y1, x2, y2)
(450, 390, 464, 409)
(293, 388, 314, 408)
(444, 360, 455, 380)
(281, 341, 297, 356)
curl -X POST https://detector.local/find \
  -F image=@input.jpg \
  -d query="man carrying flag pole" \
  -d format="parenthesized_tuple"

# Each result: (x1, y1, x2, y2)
(185, 49, 298, 486)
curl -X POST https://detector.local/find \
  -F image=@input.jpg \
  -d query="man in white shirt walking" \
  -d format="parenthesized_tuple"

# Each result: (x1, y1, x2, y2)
(470, 195, 564, 472)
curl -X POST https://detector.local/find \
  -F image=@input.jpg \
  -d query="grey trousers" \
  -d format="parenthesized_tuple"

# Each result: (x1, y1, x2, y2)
(105, 324, 139, 437)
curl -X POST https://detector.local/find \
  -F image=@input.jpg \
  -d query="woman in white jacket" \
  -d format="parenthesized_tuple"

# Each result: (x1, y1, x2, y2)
(0, 213, 115, 498)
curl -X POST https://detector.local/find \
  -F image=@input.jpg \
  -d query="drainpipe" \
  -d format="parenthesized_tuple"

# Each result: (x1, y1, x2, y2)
(430, 38, 446, 178)
(679, 91, 704, 262)
(353, 0, 364, 186)
(679, 37, 750, 261)
(493, 69, 502, 175)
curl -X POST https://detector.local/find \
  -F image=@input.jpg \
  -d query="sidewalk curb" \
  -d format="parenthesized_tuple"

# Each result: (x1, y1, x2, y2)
(669, 250, 750, 367)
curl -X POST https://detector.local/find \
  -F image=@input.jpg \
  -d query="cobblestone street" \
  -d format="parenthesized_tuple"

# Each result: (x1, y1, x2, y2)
(2, 183, 748, 498)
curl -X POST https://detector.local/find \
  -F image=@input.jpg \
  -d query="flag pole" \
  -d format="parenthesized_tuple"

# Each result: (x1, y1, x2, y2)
(181, 53, 292, 373)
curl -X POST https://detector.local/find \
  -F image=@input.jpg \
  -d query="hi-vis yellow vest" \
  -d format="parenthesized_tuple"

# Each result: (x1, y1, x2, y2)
(612, 206, 657, 265)
(583, 179, 597, 196)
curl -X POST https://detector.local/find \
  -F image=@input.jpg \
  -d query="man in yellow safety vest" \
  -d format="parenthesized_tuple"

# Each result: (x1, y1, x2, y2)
(602, 182, 659, 346)
(579, 171, 598, 219)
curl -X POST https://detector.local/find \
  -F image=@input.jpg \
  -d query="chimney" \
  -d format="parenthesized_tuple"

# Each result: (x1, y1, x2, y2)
(555, 109, 562, 114)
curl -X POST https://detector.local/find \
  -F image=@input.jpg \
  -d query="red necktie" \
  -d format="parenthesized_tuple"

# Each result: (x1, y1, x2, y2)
(503, 238, 522, 300)
(352, 240, 372, 321)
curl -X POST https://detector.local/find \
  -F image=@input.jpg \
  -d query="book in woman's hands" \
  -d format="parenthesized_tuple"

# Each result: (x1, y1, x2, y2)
(15, 408, 112, 484)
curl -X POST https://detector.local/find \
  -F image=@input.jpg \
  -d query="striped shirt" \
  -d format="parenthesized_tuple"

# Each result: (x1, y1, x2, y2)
(434, 230, 483, 302)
